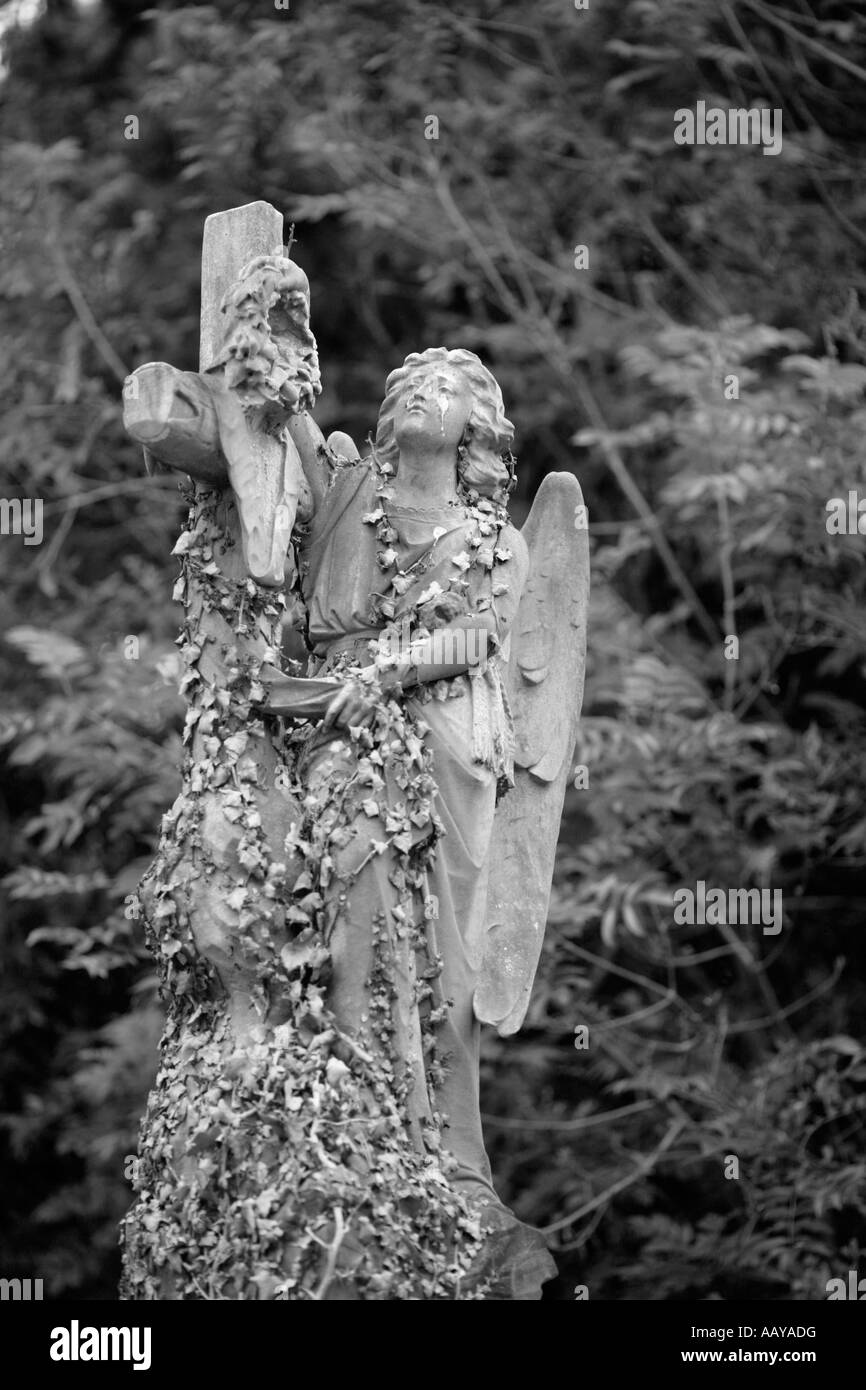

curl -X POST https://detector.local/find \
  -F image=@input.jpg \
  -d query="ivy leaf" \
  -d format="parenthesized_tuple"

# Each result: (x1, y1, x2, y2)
(171, 531, 195, 556)
(325, 1057, 350, 1086)
(416, 581, 444, 605)
(223, 732, 248, 762)
(280, 936, 329, 975)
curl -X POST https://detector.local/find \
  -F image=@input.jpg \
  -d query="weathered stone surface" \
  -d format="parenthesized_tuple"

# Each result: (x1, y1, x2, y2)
(120, 202, 588, 1302)
(476, 471, 590, 1036)
(199, 202, 283, 372)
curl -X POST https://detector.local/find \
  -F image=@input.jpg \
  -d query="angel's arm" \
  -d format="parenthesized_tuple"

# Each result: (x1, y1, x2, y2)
(286, 411, 360, 512)
(411, 529, 528, 667)
(375, 527, 531, 691)
(382, 610, 498, 690)
(318, 612, 496, 727)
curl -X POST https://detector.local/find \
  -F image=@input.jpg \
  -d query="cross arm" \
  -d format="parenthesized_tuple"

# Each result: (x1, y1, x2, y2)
(123, 361, 226, 485)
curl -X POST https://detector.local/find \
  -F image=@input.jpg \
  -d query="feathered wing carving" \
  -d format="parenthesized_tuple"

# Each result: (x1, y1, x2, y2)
(474, 472, 590, 1036)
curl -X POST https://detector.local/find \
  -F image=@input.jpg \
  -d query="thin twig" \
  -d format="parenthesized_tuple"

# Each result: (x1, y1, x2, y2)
(725, 959, 844, 1034)
(640, 215, 729, 318)
(39, 477, 183, 515)
(721, 0, 866, 254)
(482, 1099, 658, 1133)
(541, 1118, 685, 1236)
(45, 202, 129, 383)
(568, 367, 723, 647)
(312, 1207, 346, 1300)
(740, 0, 866, 85)
(433, 169, 724, 645)
(716, 488, 738, 711)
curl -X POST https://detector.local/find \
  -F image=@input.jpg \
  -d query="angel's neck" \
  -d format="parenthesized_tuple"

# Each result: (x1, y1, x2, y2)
(392, 447, 460, 506)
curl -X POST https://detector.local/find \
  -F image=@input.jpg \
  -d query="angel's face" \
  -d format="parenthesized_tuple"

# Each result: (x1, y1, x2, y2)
(394, 366, 473, 453)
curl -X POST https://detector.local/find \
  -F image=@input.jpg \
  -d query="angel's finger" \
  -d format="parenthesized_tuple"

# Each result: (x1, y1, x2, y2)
(337, 697, 367, 728)
(323, 689, 350, 728)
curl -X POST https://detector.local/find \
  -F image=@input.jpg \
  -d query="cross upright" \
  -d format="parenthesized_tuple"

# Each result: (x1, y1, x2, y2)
(123, 200, 311, 587)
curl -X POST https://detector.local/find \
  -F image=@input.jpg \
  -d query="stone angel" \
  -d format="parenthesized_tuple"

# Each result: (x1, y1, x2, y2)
(120, 204, 588, 1302)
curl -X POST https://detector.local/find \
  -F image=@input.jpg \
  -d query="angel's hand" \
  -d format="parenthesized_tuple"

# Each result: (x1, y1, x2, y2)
(322, 674, 380, 730)
(416, 592, 468, 629)
(326, 430, 361, 463)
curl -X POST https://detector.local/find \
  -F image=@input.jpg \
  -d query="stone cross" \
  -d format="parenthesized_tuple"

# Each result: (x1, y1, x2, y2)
(118, 201, 582, 1302)
(124, 201, 308, 582)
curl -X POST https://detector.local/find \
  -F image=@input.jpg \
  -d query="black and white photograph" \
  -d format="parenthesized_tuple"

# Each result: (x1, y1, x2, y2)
(0, 0, 864, 1353)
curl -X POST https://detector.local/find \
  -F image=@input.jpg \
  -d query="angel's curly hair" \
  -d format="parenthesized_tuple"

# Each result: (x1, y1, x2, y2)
(374, 347, 515, 500)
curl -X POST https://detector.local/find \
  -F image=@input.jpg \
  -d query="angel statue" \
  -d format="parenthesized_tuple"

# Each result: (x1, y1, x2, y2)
(120, 203, 588, 1302)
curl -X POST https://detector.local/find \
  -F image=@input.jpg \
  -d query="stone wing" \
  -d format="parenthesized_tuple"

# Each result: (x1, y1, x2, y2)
(473, 472, 589, 1036)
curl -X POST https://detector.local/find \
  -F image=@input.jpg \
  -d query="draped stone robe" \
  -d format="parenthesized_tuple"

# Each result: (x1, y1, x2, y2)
(293, 457, 526, 1208)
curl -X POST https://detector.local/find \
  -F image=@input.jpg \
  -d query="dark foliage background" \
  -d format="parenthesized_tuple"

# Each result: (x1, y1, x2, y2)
(1, 0, 865, 1300)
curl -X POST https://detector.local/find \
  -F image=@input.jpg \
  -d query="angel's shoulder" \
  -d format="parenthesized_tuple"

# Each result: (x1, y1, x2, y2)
(500, 518, 528, 560)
